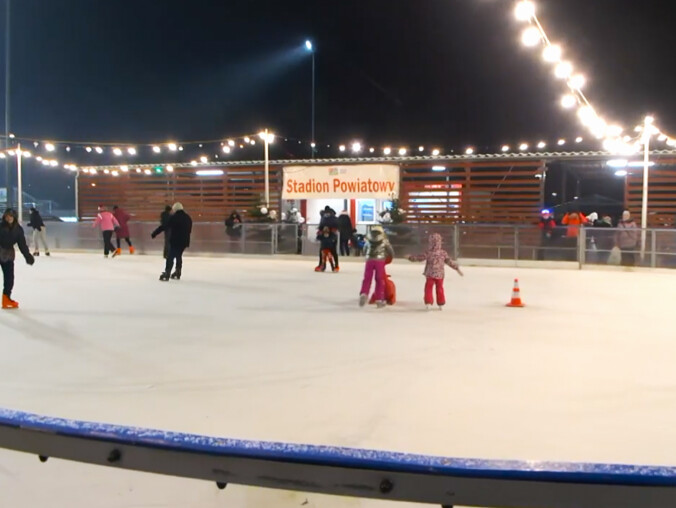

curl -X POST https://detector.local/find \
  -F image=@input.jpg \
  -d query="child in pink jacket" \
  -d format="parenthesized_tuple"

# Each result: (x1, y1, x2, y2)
(93, 206, 120, 258)
(409, 233, 463, 310)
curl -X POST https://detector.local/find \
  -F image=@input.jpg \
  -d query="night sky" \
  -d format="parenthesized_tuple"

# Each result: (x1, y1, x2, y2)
(2, 0, 676, 207)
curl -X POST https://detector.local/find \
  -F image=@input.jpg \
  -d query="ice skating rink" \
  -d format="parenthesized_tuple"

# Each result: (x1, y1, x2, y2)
(1, 252, 676, 507)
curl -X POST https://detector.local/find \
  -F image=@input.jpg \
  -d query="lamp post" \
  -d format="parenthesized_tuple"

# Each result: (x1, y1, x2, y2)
(5, 0, 11, 203)
(15, 142, 22, 223)
(259, 130, 274, 209)
(640, 116, 654, 261)
(305, 40, 315, 158)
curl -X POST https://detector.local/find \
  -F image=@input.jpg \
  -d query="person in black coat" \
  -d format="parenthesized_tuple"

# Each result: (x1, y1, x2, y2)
(225, 210, 243, 239)
(337, 211, 354, 256)
(0, 209, 35, 308)
(316, 206, 340, 270)
(152, 203, 193, 281)
(315, 227, 338, 272)
(28, 207, 50, 256)
(159, 205, 172, 259)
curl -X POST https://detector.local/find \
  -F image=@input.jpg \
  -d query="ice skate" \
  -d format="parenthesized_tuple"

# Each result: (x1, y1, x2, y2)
(2, 294, 18, 309)
(376, 300, 387, 309)
(159, 272, 170, 281)
(438, 305, 444, 311)
(332, 266, 340, 273)
(129, 246, 135, 254)
(114, 248, 122, 257)
(426, 304, 433, 311)
(45, 252, 50, 256)
(359, 294, 368, 307)
(314, 265, 324, 272)
(104, 254, 109, 258)
(33, 251, 39, 257)
(170, 271, 181, 280)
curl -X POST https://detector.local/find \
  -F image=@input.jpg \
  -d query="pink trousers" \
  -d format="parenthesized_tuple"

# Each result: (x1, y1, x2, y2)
(361, 259, 386, 301)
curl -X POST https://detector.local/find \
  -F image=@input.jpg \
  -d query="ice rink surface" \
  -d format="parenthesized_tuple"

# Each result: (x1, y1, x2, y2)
(1, 252, 675, 507)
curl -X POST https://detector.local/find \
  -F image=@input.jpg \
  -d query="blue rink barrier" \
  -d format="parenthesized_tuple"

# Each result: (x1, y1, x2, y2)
(1, 408, 675, 507)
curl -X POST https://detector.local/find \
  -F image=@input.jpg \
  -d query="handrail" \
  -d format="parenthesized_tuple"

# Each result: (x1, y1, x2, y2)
(1, 408, 675, 507)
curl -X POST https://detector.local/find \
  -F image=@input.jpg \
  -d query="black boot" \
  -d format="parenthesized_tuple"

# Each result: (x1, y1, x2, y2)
(170, 271, 181, 280)
(159, 272, 170, 281)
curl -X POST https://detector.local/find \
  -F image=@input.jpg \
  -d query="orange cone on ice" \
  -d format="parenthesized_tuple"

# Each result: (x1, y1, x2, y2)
(506, 279, 525, 308)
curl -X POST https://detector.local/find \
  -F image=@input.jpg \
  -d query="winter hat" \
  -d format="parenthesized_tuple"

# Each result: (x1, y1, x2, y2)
(587, 212, 598, 222)
(172, 202, 184, 212)
(622, 210, 631, 221)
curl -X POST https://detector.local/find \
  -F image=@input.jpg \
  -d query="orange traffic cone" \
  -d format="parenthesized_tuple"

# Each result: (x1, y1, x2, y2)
(506, 279, 525, 308)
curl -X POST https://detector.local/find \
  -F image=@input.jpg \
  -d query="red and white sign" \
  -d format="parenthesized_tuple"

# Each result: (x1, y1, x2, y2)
(283, 164, 400, 199)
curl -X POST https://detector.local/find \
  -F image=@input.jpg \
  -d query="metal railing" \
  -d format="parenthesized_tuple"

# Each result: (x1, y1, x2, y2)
(40, 221, 300, 256)
(32, 221, 676, 269)
(1, 407, 675, 508)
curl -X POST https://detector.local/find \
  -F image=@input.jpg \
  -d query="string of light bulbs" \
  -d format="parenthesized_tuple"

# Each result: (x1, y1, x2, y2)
(513, 0, 654, 156)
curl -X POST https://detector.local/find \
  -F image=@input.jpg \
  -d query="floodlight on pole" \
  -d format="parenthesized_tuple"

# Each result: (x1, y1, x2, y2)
(305, 39, 316, 157)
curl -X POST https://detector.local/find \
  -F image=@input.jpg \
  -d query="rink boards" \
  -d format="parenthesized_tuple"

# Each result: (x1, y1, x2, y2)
(0, 407, 675, 508)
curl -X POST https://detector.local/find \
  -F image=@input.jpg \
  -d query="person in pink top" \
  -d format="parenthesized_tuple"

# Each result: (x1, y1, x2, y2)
(93, 205, 120, 258)
(409, 233, 463, 310)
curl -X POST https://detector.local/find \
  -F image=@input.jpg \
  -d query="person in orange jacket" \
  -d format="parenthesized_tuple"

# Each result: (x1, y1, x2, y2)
(561, 210, 588, 237)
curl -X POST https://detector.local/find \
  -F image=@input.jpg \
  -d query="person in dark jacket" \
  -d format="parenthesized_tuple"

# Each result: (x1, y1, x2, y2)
(316, 206, 340, 270)
(112, 206, 134, 255)
(315, 227, 338, 272)
(225, 210, 243, 239)
(160, 205, 172, 259)
(0, 209, 35, 309)
(28, 206, 50, 256)
(337, 210, 354, 257)
(152, 202, 192, 281)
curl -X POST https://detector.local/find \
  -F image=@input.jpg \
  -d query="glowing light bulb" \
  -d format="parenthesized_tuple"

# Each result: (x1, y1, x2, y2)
(519, 143, 529, 151)
(561, 94, 577, 109)
(558, 139, 566, 146)
(576, 136, 583, 143)
(465, 147, 474, 155)
(152, 146, 161, 153)
(418, 146, 424, 152)
(569, 74, 586, 89)
(537, 141, 546, 149)
(45, 143, 55, 152)
(398, 147, 407, 156)
(384, 147, 392, 155)
(222, 146, 231, 154)
(113, 147, 123, 156)
(144, 169, 152, 175)
(432, 148, 440, 156)
(514, 1, 535, 21)
(339, 145, 346, 152)
(554, 61, 573, 79)
(501, 145, 510, 152)
(168, 143, 178, 151)
(200, 156, 208, 163)
(166, 165, 174, 172)
(542, 44, 562, 63)
(351, 142, 362, 153)
(95, 147, 103, 154)
(521, 27, 542, 47)
(607, 125, 623, 137)
(120, 165, 129, 172)
(85, 146, 92, 153)
(127, 147, 137, 155)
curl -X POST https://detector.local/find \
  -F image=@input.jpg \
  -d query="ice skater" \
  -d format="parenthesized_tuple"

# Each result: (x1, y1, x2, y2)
(151, 202, 192, 281)
(0, 209, 35, 309)
(28, 206, 50, 256)
(315, 226, 338, 272)
(93, 206, 120, 258)
(409, 233, 463, 310)
(112, 206, 135, 255)
(359, 226, 394, 308)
